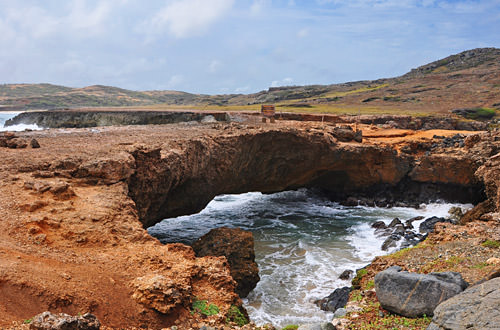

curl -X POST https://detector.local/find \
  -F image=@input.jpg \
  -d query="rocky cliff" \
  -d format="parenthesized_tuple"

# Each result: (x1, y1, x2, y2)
(0, 119, 498, 328)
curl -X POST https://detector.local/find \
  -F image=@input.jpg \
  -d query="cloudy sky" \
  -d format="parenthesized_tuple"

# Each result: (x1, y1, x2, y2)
(1, 0, 499, 94)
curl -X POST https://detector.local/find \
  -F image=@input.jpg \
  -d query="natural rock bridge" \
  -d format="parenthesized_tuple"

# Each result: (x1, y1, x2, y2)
(0, 120, 497, 328)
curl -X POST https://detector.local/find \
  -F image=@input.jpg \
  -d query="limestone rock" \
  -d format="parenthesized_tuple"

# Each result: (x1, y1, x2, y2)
(374, 266, 468, 317)
(130, 274, 191, 314)
(192, 227, 259, 298)
(315, 286, 351, 312)
(427, 277, 500, 330)
(29, 311, 100, 330)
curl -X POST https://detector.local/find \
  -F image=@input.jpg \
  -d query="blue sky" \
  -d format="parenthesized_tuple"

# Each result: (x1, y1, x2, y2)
(0, 0, 499, 94)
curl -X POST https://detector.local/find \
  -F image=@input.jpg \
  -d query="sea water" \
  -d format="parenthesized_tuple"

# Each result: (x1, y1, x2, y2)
(148, 189, 469, 328)
(0, 112, 41, 131)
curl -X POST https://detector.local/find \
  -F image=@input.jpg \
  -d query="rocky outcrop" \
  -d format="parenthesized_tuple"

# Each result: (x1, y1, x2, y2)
(374, 266, 468, 317)
(29, 311, 100, 330)
(192, 227, 259, 298)
(315, 286, 351, 313)
(5, 110, 229, 128)
(428, 277, 500, 330)
(419, 217, 456, 234)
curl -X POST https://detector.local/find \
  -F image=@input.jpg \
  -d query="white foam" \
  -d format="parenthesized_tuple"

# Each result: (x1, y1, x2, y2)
(0, 112, 44, 131)
(0, 123, 42, 132)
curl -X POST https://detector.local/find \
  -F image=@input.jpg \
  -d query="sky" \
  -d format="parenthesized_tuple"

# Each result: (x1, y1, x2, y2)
(0, 0, 499, 94)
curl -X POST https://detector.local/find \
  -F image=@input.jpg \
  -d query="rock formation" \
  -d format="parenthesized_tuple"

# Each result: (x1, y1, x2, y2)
(0, 119, 499, 327)
(192, 227, 260, 298)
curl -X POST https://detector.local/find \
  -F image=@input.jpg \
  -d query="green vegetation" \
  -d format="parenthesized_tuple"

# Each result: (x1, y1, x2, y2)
(225, 305, 249, 326)
(23, 318, 32, 324)
(347, 300, 432, 329)
(472, 262, 490, 269)
(482, 240, 500, 248)
(352, 268, 368, 289)
(466, 108, 496, 120)
(281, 325, 299, 330)
(364, 280, 375, 290)
(350, 290, 364, 302)
(191, 298, 220, 316)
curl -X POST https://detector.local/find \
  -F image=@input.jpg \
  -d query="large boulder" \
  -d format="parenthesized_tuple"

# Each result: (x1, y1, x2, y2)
(427, 277, 500, 330)
(315, 286, 351, 312)
(419, 217, 455, 234)
(29, 311, 100, 330)
(192, 227, 260, 298)
(374, 266, 468, 317)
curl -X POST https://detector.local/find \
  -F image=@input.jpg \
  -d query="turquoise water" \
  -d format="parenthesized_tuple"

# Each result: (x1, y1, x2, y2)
(148, 189, 467, 327)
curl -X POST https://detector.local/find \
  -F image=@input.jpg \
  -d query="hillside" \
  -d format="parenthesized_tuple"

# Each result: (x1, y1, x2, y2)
(1, 48, 499, 115)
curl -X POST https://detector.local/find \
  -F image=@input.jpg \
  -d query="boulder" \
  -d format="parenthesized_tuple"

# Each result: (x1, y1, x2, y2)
(381, 234, 401, 251)
(29, 311, 100, 330)
(419, 217, 455, 234)
(374, 266, 468, 317)
(388, 218, 402, 228)
(428, 277, 500, 330)
(31, 138, 41, 148)
(371, 221, 386, 229)
(338, 269, 354, 280)
(6, 137, 28, 148)
(192, 227, 259, 298)
(315, 286, 351, 312)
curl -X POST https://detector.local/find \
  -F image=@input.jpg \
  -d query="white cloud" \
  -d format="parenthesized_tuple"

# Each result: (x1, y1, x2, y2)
(147, 0, 234, 38)
(235, 86, 250, 93)
(297, 28, 309, 38)
(166, 74, 184, 88)
(271, 77, 294, 87)
(66, 0, 115, 34)
(208, 60, 221, 73)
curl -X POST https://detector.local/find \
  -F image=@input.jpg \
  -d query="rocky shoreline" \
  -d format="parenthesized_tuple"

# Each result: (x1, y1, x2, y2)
(0, 114, 499, 329)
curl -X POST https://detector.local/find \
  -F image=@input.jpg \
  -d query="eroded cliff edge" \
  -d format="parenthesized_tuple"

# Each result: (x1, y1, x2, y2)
(0, 120, 498, 328)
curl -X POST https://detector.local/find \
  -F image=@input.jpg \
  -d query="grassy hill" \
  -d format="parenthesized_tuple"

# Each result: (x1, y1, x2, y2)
(1, 48, 499, 115)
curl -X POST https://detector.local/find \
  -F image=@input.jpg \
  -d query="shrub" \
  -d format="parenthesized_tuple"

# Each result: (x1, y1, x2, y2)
(191, 298, 219, 316)
(352, 268, 368, 289)
(226, 305, 249, 326)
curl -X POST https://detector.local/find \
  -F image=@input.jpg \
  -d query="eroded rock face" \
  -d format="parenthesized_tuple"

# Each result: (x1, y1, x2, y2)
(374, 266, 468, 317)
(131, 274, 192, 314)
(192, 227, 260, 298)
(428, 277, 500, 330)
